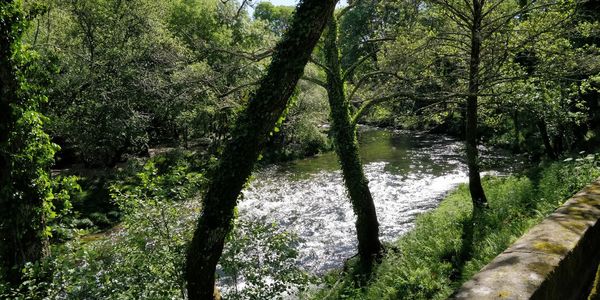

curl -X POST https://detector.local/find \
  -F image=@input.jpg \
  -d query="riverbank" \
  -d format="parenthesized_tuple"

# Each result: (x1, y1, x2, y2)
(10, 128, 596, 300)
(309, 153, 600, 299)
(50, 126, 513, 243)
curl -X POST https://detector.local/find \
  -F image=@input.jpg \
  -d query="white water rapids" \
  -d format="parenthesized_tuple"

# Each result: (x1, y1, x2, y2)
(236, 129, 482, 274)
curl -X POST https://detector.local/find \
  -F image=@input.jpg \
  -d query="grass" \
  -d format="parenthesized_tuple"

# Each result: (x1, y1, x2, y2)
(311, 156, 600, 299)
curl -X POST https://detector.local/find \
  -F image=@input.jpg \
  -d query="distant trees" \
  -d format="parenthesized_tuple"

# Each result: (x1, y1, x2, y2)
(254, 2, 294, 35)
(184, 0, 336, 298)
(28, 0, 269, 166)
(0, 0, 55, 286)
(26, 0, 332, 167)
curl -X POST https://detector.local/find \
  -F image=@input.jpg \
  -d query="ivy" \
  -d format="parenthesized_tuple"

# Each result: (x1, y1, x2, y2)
(0, 0, 79, 287)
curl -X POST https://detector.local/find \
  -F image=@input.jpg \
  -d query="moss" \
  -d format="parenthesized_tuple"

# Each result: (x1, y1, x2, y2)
(560, 218, 588, 232)
(526, 261, 555, 276)
(497, 290, 512, 298)
(322, 11, 382, 269)
(532, 241, 568, 256)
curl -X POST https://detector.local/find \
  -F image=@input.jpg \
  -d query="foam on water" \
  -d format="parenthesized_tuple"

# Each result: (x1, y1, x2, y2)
(238, 130, 471, 274)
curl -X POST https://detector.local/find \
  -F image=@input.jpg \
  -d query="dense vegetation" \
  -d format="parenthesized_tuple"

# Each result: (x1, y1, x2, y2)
(0, 0, 599, 299)
(314, 156, 600, 299)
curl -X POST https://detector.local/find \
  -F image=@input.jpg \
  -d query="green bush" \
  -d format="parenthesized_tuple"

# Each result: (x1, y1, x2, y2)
(220, 220, 314, 299)
(538, 153, 600, 206)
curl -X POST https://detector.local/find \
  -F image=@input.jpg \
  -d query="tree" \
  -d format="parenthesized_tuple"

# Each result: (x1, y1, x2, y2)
(321, 7, 383, 273)
(464, 0, 488, 207)
(254, 2, 294, 35)
(424, 0, 493, 207)
(424, 0, 565, 206)
(0, 0, 56, 286)
(32, 0, 169, 166)
(184, 0, 336, 298)
(32, 0, 284, 166)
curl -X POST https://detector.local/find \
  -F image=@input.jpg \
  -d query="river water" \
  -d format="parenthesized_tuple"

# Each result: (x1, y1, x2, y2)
(237, 127, 515, 275)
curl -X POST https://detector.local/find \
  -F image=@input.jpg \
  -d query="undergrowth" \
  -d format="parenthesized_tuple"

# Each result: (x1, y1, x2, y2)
(312, 153, 600, 299)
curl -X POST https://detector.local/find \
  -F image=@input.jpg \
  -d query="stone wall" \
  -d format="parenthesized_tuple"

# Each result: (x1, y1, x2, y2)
(453, 178, 600, 300)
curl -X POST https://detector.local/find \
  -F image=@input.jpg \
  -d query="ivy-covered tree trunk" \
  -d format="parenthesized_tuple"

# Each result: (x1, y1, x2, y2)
(323, 14, 382, 273)
(466, 0, 488, 209)
(0, 1, 51, 286)
(185, 1, 336, 299)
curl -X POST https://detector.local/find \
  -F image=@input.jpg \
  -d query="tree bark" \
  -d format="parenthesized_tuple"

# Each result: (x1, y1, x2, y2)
(323, 13, 383, 273)
(185, 1, 336, 299)
(466, 0, 488, 208)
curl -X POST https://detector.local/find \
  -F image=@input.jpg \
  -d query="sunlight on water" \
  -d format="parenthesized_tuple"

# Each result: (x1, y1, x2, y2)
(237, 128, 483, 274)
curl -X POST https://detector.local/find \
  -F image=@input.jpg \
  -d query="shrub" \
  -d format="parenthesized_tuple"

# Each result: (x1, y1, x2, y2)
(220, 220, 314, 299)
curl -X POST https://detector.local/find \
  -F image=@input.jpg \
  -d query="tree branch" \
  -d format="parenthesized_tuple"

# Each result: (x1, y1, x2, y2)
(342, 48, 381, 81)
(218, 81, 261, 98)
(301, 75, 327, 88)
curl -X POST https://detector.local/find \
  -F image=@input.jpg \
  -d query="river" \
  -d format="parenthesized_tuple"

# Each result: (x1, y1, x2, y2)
(236, 127, 517, 275)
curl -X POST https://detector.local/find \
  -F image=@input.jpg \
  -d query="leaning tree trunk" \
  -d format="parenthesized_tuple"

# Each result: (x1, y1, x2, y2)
(465, 0, 488, 209)
(322, 15, 382, 273)
(0, 1, 50, 286)
(185, 1, 336, 299)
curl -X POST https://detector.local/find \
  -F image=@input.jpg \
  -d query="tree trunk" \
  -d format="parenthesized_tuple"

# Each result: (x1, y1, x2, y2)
(537, 118, 557, 160)
(0, 1, 49, 286)
(323, 14, 382, 273)
(466, 0, 488, 208)
(185, 1, 336, 299)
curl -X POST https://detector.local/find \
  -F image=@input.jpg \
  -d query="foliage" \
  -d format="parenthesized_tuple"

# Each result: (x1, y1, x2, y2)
(0, 0, 80, 286)
(338, 0, 380, 73)
(220, 220, 314, 299)
(538, 152, 600, 205)
(1, 152, 204, 298)
(112, 152, 206, 204)
(24, 0, 329, 167)
(311, 155, 600, 299)
(254, 2, 295, 35)
(47, 175, 82, 242)
(263, 76, 332, 162)
(1, 149, 315, 299)
(2, 0, 600, 298)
